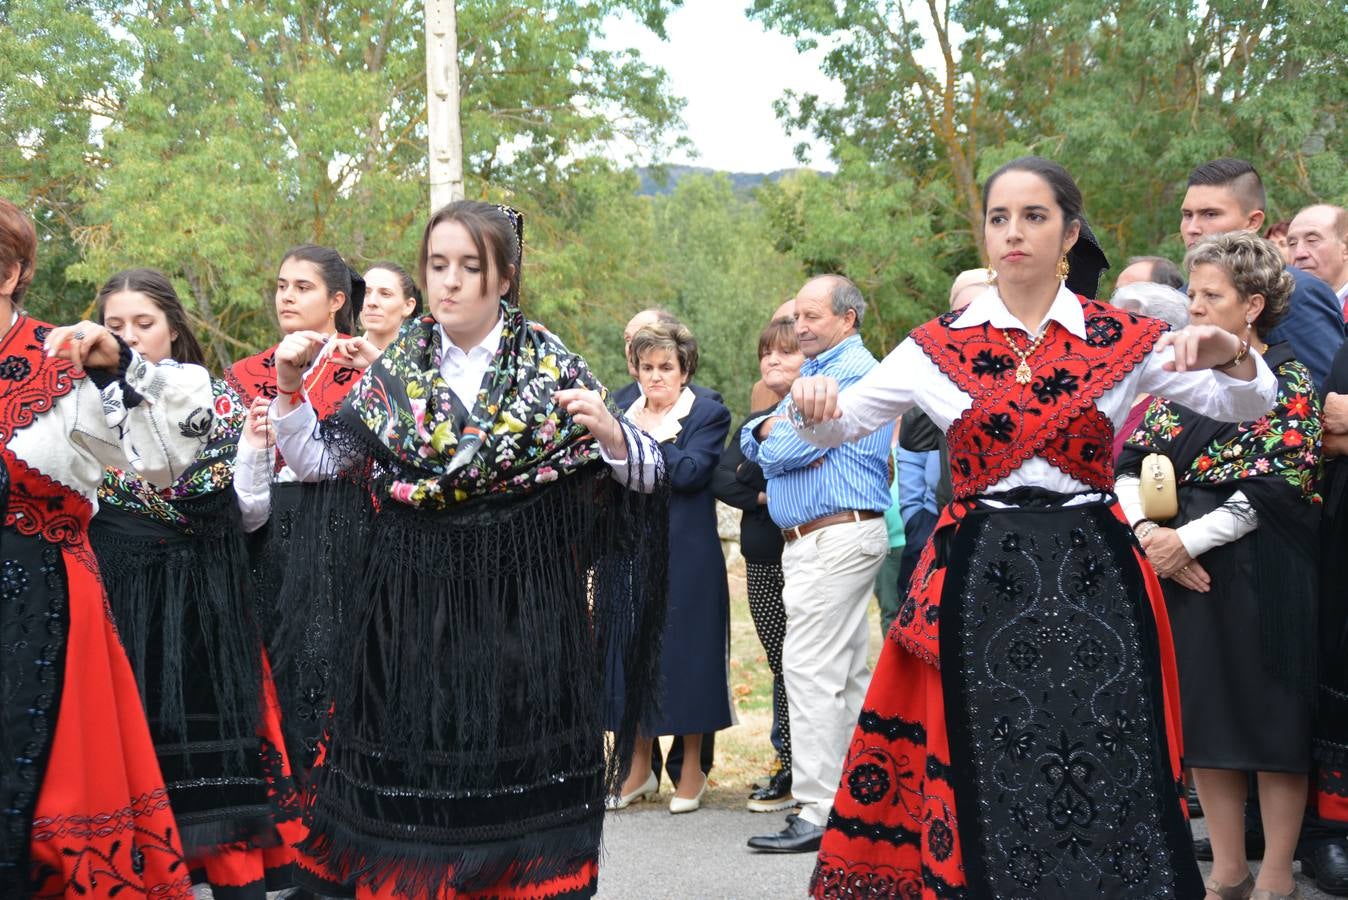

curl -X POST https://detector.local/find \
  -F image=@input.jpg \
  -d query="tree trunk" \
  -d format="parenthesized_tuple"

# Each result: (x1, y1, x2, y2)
(425, 0, 465, 212)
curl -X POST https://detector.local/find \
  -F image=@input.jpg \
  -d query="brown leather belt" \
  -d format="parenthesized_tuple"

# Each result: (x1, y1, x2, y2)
(781, 509, 883, 543)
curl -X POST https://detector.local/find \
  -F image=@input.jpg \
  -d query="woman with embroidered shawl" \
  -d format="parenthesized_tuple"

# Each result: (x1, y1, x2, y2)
(267, 201, 667, 898)
(88, 268, 302, 897)
(227, 244, 368, 779)
(0, 199, 215, 898)
(786, 158, 1279, 900)
(1118, 232, 1320, 900)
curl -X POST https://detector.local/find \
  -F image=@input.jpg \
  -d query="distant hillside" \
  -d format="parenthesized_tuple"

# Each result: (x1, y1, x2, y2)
(635, 165, 821, 196)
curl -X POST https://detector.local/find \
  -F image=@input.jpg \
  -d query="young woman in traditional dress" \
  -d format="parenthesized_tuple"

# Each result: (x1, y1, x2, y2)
(267, 201, 668, 898)
(88, 268, 302, 898)
(0, 199, 214, 898)
(788, 157, 1278, 900)
(226, 245, 368, 779)
(360, 261, 421, 351)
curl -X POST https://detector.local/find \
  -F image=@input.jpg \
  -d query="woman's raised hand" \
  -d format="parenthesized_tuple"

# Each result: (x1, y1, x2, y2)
(790, 375, 842, 425)
(274, 331, 329, 392)
(43, 321, 121, 371)
(1155, 324, 1245, 374)
(329, 336, 379, 370)
(553, 388, 627, 460)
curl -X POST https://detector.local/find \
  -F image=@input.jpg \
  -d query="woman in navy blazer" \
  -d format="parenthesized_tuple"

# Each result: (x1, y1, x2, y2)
(607, 321, 734, 814)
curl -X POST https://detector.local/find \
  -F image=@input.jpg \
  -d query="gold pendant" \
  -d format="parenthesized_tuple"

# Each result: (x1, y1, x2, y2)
(1015, 361, 1033, 385)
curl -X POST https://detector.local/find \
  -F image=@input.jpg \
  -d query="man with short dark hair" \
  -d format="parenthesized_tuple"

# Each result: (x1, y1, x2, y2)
(1180, 158, 1344, 391)
(742, 274, 892, 853)
(1288, 205, 1348, 319)
(1115, 255, 1185, 291)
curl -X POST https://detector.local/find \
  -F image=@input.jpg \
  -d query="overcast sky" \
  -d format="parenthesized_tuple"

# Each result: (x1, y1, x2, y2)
(600, 2, 844, 174)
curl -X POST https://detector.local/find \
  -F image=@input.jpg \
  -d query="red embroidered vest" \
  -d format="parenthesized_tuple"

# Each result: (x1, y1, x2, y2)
(910, 297, 1166, 497)
(0, 315, 95, 548)
(224, 339, 361, 420)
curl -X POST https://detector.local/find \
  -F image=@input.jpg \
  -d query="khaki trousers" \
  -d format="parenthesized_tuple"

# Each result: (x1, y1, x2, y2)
(780, 516, 889, 827)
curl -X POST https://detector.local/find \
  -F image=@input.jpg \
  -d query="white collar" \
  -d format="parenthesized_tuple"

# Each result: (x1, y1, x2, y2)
(1337, 281, 1348, 303)
(626, 386, 696, 443)
(437, 314, 504, 359)
(951, 282, 1086, 338)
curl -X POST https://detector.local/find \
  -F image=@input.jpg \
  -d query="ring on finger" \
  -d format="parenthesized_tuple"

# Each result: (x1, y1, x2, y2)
(72, 329, 86, 340)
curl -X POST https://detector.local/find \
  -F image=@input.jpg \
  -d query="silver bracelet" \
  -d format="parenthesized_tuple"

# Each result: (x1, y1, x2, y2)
(1135, 521, 1159, 540)
(784, 396, 809, 429)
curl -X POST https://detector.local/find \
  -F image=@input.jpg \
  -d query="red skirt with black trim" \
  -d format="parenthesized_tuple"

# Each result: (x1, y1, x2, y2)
(810, 495, 1203, 900)
(26, 546, 192, 899)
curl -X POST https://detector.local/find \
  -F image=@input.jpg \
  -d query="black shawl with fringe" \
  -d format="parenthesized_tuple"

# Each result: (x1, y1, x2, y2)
(1118, 342, 1322, 696)
(88, 379, 276, 854)
(293, 309, 668, 897)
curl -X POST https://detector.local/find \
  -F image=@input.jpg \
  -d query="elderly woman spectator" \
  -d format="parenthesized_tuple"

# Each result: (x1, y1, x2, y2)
(1112, 282, 1192, 459)
(713, 316, 805, 812)
(1118, 231, 1321, 900)
(609, 321, 734, 814)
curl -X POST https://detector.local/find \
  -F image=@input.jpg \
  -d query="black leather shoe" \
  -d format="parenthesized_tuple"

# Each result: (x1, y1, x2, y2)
(1193, 832, 1265, 862)
(748, 815, 823, 853)
(747, 767, 796, 813)
(1302, 841, 1348, 895)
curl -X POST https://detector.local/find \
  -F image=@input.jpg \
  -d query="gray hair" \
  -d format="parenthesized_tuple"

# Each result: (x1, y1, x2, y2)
(1112, 283, 1190, 331)
(826, 276, 866, 329)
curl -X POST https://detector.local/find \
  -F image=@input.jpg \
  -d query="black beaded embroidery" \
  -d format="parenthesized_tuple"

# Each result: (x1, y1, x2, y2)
(946, 506, 1183, 898)
(0, 536, 66, 894)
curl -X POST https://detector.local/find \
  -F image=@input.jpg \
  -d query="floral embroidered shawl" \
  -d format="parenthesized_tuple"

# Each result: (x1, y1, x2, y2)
(338, 304, 611, 508)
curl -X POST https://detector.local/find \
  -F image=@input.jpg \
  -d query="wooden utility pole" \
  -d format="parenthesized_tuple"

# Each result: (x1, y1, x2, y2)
(424, 0, 464, 211)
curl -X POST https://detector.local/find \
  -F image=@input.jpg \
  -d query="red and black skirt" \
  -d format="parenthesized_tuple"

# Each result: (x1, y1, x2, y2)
(811, 490, 1203, 900)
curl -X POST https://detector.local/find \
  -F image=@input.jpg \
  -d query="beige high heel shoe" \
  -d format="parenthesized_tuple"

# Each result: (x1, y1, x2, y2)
(1250, 887, 1301, 900)
(1204, 872, 1254, 900)
(605, 771, 658, 810)
(669, 772, 707, 814)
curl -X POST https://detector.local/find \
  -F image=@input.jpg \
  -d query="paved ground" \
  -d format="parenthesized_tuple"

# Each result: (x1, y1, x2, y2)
(592, 799, 1338, 899)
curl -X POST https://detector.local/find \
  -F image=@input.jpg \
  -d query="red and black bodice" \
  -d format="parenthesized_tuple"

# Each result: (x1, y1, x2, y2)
(910, 297, 1167, 497)
(225, 342, 361, 419)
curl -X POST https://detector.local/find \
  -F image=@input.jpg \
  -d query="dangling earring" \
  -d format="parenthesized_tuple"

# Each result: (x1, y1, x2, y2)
(1056, 255, 1071, 281)
(985, 262, 998, 285)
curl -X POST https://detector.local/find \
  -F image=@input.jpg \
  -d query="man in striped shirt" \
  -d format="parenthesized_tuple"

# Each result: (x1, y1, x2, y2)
(742, 274, 894, 853)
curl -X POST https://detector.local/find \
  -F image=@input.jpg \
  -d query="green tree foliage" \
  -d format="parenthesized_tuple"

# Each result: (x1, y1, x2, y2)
(0, 0, 686, 367)
(751, 0, 1348, 326)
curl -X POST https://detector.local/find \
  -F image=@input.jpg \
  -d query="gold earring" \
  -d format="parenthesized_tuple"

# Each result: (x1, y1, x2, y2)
(1056, 255, 1071, 280)
(985, 262, 998, 285)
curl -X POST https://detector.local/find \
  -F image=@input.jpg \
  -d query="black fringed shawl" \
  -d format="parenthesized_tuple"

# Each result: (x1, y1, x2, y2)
(90, 379, 260, 756)
(1118, 342, 1322, 696)
(89, 379, 276, 854)
(294, 308, 668, 896)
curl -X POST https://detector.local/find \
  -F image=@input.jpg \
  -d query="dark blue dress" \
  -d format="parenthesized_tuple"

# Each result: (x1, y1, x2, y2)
(628, 390, 735, 736)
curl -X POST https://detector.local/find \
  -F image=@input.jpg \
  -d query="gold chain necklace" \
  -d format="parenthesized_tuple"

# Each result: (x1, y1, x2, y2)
(1003, 328, 1049, 385)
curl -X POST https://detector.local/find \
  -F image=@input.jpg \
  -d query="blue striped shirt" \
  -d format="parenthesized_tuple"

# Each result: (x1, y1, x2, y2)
(740, 334, 894, 529)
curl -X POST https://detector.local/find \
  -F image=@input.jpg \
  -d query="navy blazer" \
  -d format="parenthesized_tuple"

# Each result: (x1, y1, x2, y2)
(1266, 266, 1346, 393)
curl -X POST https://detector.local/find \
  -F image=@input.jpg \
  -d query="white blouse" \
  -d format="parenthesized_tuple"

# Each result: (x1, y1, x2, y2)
(624, 386, 695, 443)
(7, 340, 214, 508)
(248, 316, 662, 500)
(795, 284, 1279, 497)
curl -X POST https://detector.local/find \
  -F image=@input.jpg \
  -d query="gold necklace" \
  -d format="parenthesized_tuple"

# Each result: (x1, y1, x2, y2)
(1003, 328, 1049, 385)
